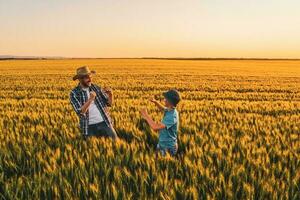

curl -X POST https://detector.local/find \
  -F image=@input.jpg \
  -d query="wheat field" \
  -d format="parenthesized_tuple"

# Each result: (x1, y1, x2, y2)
(0, 59, 299, 199)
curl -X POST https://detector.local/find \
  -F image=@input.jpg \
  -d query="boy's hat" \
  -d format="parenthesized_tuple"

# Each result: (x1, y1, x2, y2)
(73, 66, 96, 81)
(163, 89, 181, 107)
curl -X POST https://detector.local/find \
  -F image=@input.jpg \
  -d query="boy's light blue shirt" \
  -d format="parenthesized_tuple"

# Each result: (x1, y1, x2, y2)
(159, 108, 179, 148)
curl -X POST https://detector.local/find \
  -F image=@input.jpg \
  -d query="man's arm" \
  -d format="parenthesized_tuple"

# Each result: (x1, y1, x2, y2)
(80, 91, 96, 114)
(70, 91, 83, 116)
(70, 90, 96, 117)
(140, 108, 166, 131)
(150, 98, 165, 111)
(103, 87, 113, 106)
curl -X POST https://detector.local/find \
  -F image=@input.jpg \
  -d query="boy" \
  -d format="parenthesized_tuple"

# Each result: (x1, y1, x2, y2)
(140, 89, 181, 156)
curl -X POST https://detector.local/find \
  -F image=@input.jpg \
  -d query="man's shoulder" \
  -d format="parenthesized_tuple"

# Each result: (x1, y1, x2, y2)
(70, 86, 81, 95)
(91, 84, 101, 92)
(91, 84, 100, 89)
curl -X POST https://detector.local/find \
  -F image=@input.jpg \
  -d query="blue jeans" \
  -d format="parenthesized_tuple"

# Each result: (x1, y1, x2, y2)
(157, 143, 178, 156)
(87, 122, 118, 140)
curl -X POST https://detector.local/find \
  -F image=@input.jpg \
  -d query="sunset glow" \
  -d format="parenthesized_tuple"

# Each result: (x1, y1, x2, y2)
(1, 0, 299, 58)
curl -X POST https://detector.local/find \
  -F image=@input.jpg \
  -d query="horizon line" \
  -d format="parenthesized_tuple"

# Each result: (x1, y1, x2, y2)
(1, 56, 300, 61)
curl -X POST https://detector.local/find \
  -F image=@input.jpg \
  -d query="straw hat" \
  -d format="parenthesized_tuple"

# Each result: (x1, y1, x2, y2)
(73, 66, 96, 81)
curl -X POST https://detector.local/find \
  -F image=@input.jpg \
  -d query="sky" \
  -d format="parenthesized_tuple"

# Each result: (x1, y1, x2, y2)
(0, 0, 300, 58)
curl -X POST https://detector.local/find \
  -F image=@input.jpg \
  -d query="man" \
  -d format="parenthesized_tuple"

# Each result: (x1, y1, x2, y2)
(70, 66, 118, 139)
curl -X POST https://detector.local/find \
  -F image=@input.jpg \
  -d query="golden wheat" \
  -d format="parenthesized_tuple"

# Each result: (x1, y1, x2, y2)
(0, 59, 299, 199)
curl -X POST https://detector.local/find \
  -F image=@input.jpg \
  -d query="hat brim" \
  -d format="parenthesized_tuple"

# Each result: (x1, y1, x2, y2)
(72, 70, 96, 81)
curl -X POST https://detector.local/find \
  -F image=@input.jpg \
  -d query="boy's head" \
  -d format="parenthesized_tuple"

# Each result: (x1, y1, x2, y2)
(163, 89, 181, 108)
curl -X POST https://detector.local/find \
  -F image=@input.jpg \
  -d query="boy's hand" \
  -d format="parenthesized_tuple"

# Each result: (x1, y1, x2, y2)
(140, 108, 148, 119)
(149, 97, 157, 103)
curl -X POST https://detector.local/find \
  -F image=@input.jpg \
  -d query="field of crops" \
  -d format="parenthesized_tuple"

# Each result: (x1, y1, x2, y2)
(0, 59, 299, 199)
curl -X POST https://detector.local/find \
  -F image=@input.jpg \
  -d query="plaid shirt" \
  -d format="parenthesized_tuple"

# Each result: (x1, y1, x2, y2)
(70, 83, 112, 135)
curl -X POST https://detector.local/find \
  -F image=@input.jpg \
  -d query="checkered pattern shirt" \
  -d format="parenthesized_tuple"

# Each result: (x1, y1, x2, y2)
(70, 83, 112, 136)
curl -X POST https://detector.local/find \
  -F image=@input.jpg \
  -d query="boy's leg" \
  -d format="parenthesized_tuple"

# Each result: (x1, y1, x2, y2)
(157, 143, 178, 157)
(156, 144, 166, 156)
(168, 143, 178, 156)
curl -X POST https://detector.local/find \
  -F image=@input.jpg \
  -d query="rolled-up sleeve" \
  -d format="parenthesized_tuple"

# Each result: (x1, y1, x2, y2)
(70, 91, 83, 116)
(101, 91, 111, 107)
(162, 112, 177, 129)
(96, 87, 111, 107)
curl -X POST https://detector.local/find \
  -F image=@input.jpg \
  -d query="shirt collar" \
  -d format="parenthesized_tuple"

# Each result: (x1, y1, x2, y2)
(77, 83, 94, 92)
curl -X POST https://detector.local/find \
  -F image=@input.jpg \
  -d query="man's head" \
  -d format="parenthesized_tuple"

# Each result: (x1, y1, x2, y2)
(79, 74, 93, 87)
(73, 66, 96, 87)
(163, 89, 181, 108)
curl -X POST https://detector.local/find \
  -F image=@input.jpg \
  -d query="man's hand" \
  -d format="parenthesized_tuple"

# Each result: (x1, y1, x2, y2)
(103, 87, 113, 106)
(81, 91, 96, 114)
(103, 87, 113, 96)
(140, 108, 149, 119)
(89, 91, 96, 100)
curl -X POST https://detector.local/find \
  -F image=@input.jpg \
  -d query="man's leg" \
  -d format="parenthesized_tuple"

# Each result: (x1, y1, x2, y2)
(88, 123, 106, 137)
(106, 126, 118, 140)
(97, 122, 118, 140)
(87, 124, 98, 136)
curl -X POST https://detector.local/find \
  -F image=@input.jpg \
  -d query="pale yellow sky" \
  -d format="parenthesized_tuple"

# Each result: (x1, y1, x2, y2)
(0, 0, 300, 58)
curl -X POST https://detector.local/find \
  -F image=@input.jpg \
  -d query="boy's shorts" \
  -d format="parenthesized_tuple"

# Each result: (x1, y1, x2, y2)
(156, 143, 178, 156)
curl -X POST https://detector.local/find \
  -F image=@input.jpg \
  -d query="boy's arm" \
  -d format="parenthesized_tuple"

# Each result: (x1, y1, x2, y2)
(149, 98, 166, 111)
(140, 108, 166, 131)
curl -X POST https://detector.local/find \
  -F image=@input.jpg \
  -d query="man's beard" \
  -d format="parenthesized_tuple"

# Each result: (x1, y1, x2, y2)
(81, 81, 91, 87)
